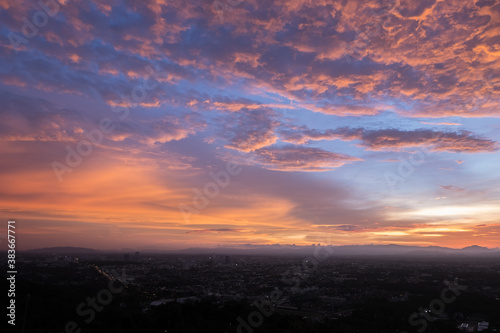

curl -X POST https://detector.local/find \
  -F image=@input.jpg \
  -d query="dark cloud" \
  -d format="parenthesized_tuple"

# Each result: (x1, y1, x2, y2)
(251, 145, 362, 172)
(218, 108, 279, 152)
(186, 228, 245, 234)
(440, 185, 466, 192)
(280, 126, 498, 153)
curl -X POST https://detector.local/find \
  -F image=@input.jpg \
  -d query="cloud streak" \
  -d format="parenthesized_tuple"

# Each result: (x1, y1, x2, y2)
(280, 127, 498, 153)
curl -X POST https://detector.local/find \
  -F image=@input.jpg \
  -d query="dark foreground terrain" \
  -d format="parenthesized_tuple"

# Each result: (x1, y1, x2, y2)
(5, 251, 500, 333)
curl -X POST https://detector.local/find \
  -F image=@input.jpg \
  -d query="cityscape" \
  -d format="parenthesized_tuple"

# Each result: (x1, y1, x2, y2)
(5, 246, 500, 332)
(1, 0, 500, 332)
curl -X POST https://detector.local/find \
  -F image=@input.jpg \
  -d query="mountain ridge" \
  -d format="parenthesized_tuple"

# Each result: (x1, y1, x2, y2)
(22, 244, 500, 257)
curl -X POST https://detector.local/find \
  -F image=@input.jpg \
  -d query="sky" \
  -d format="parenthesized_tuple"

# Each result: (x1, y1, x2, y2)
(0, 0, 499, 250)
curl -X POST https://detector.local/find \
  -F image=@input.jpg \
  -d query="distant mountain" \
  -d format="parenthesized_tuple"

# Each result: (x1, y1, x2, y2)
(25, 246, 98, 254)
(175, 244, 500, 257)
(23, 244, 500, 257)
(461, 245, 491, 252)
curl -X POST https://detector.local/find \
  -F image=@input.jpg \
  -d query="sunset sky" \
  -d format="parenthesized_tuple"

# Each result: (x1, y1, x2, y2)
(1, 0, 499, 250)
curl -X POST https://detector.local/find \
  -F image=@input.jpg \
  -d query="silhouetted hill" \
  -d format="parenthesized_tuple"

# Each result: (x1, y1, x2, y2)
(24, 244, 500, 257)
(25, 246, 98, 254)
(461, 245, 490, 251)
(175, 244, 500, 257)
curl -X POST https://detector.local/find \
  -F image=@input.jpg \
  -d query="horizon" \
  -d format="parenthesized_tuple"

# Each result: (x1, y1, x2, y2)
(20, 243, 500, 252)
(1, 0, 500, 251)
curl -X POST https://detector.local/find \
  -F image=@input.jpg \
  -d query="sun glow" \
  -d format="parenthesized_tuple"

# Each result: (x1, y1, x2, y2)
(405, 205, 499, 218)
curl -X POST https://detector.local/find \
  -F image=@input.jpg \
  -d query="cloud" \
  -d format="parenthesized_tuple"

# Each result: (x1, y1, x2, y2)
(185, 228, 246, 234)
(0, 90, 92, 142)
(332, 224, 365, 232)
(420, 121, 462, 126)
(0, 90, 204, 147)
(219, 108, 280, 152)
(356, 129, 498, 152)
(250, 145, 362, 172)
(2, 0, 499, 119)
(280, 126, 498, 153)
(110, 113, 206, 146)
(440, 185, 466, 192)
